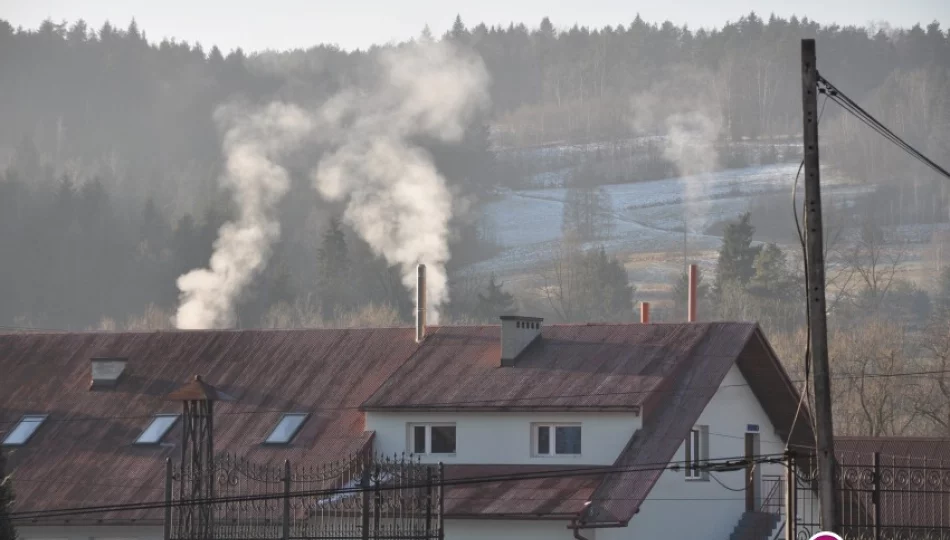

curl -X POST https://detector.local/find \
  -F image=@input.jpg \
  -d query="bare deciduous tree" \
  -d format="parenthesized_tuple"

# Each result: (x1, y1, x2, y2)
(915, 319, 950, 436)
(537, 238, 592, 322)
(830, 317, 922, 437)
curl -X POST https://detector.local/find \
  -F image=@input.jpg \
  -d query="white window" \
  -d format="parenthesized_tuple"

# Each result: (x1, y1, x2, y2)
(265, 413, 309, 444)
(532, 423, 582, 456)
(135, 414, 179, 444)
(409, 424, 456, 455)
(2, 414, 47, 446)
(685, 425, 709, 480)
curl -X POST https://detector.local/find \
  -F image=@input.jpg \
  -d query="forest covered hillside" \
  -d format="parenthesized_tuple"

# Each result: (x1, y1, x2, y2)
(0, 14, 948, 332)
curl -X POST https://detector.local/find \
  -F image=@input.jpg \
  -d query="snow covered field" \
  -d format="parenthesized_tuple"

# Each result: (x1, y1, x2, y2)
(469, 163, 873, 287)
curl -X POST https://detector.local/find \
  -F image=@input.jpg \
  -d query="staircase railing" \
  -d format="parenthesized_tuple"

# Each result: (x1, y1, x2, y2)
(760, 475, 784, 517)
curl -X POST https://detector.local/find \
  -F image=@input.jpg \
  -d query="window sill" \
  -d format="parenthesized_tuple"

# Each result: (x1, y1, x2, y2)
(685, 476, 709, 482)
(416, 453, 457, 457)
(532, 454, 582, 458)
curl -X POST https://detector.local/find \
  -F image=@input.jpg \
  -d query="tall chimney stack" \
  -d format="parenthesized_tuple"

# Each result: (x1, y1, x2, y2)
(688, 263, 698, 323)
(416, 264, 427, 342)
(640, 302, 650, 323)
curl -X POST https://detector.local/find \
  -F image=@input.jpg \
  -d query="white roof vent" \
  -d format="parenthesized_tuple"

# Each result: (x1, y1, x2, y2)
(90, 357, 128, 389)
(500, 315, 543, 367)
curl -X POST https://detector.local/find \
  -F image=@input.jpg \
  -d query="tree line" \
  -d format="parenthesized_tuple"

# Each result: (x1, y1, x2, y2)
(0, 13, 948, 338)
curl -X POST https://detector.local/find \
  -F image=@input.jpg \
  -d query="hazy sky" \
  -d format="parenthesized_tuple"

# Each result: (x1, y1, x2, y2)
(5, 0, 948, 53)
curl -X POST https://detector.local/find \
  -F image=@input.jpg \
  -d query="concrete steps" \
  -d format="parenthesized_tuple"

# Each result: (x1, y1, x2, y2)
(728, 511, 781, 540)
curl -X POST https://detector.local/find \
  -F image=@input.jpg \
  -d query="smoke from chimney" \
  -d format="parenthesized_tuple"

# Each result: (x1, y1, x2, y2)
(630, 69, 723, 248)
(174, 103, 314, 329)
(172, 42, 488, 330)
(311, 41, 489, 324)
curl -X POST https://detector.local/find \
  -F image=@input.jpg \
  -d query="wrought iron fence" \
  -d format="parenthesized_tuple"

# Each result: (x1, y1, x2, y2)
(796, 452, 950, 540)
(167, 452, 444, 540)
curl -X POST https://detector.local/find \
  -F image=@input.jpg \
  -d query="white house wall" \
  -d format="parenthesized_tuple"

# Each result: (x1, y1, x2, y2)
(444, 519, 589, 540)
(365, 411, 641, 465)
(599, 363, 787, 540)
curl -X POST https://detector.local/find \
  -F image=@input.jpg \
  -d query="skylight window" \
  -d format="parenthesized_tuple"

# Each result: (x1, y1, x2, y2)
(2, 414, 47, 446)
(135, 414, 179, 445)
(265, 413, 308, 444)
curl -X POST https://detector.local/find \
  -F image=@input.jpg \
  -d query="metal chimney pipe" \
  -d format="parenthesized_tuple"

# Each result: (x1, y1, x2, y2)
(416, 264, 427, 342)
(688, 264, 698, 323)
(640, 302, 650, 324)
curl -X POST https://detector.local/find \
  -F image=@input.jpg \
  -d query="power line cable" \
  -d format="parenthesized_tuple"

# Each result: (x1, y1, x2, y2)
(4, 427, 806, 495)
(817, 74, 950, 182)
(10, 453, 786, 521)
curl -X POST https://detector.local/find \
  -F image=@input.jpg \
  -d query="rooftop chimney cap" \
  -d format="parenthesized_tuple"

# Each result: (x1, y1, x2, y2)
(90, 357, 128, 390)
(499, 315, 543, 322)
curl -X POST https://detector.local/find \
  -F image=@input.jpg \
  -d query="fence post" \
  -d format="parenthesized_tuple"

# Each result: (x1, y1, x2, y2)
(361, 463, 371, 540)
(164, 457, 172, 540)
(425, 467, 433, 538)
(373, 464, 381, 539)
(438, 462, 445, 540)
(873, 452, 881, 540)
(282, 460, 291, 540)
(785, 452, 797, 540)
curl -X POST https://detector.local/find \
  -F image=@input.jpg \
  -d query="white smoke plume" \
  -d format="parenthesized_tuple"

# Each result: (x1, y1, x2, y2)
(311, 42, 490, 323)
(630, 69, 724, 233)
(175, 103, 313, 329)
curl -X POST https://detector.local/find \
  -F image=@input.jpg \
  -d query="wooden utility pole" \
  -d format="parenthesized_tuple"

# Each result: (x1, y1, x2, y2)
(801, 38, 841, 533)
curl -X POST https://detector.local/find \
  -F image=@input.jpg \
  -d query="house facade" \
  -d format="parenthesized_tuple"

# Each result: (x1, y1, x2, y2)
(1, 315, 812, 540)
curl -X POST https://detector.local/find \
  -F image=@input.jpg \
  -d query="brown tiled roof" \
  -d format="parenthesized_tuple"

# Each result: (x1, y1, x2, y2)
(834, 437, 950, 530)
(364, 323, 727, 412)
(442, 465, 607, 518)
(836, 437, 950, 463)
(0, 322, 807, 526)
(0, 328, 420, 523)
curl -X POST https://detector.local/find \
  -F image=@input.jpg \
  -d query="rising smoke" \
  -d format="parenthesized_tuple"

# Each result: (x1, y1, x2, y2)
(174, 42, 488, 329)
(174, 103, 314, 329)
(630, 69, 724, 233)
(311, 42, 490, 323)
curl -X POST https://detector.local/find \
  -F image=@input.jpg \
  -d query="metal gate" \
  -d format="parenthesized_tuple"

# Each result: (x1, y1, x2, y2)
(795, 452, 950, 540)
(167, 452, 444, 540)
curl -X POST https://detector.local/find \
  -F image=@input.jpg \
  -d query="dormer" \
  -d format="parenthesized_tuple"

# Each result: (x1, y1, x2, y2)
(90, 357, 128, 390)
(499, 315, 543, 367)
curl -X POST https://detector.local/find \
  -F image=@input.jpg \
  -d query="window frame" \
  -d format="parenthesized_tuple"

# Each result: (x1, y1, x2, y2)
(531, 423, 582, 457)
(134, 414, 180, 445)
(2, 414, 48, 446)
(407, 423, 457, 455)
(684, 425, 709, 481)
(263, 413, 310, 445)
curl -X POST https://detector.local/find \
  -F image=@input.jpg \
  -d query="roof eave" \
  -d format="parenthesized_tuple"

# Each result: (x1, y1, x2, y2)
(446, 512, 582, 520)
(361, 405, 642, 413)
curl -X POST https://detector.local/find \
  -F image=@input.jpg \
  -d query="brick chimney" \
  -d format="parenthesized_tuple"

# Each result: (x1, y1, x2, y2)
(500, 315, 543, 367)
